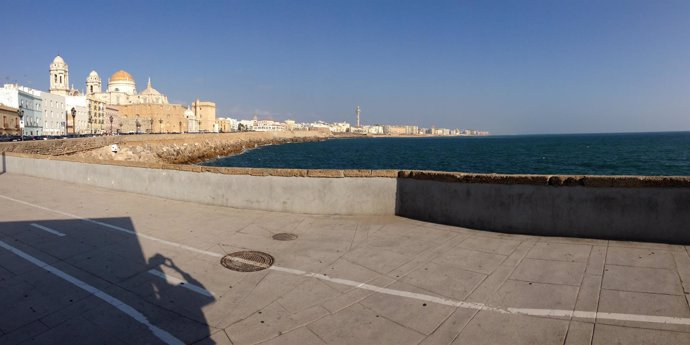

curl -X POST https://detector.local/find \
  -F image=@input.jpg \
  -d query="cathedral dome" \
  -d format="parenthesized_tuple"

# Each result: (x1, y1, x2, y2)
(88, 70, 99, 78)
(53, 55, 65, 64)
(110, 70, 134, 82)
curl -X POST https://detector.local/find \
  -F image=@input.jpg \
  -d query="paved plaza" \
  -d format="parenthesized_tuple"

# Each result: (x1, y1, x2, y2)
(1, 173, 690, 344)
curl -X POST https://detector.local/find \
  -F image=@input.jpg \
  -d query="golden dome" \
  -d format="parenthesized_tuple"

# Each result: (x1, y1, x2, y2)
(110, 70, 134, 82)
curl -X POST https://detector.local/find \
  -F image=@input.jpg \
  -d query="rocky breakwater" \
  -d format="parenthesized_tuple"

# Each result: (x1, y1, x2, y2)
(0, 131, 332, 165)
(71, 131, 332, 164)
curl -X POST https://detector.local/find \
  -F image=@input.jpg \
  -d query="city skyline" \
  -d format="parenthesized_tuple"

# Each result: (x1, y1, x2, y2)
(1, 0, 689, 134)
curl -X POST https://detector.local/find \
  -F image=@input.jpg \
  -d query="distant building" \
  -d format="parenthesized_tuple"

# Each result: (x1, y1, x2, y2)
(216, 117, 237, 132)
(105, 105, 120, 134)
(65, 95, 88, 134)
(192, 99, 217, 132)
(40, 91, 66, 136)
(0, 84, 43, 136)
(184, 106, 198, 133)
(116, 103, 187, 134)
(0, 104, 20, 136)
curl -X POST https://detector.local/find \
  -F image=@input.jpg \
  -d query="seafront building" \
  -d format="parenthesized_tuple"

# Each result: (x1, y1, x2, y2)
(0, 103, 20, 136)
(40, 91, 66, 136)
(2, 55, 488, 137)
(0, 84, 43, 136)
(49, 55, 217, 134)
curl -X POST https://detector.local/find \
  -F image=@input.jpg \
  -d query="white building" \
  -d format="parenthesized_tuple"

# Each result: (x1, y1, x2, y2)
(329, 122, 351, 133)
(252, 120, 286, 132)
(40, 91, 66, 135)
(65, 96, 88, 134)
(366, 125, 384, 134)
(0, 84, 44, 136)
(184, 106, 198, 133)
(238, 119, 254, 131)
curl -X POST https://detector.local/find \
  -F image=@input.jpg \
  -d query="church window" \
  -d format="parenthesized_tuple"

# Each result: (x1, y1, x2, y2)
(59, 75, 62, 84)
(54, 74, 57, 83)
(90, 86, 93, 93)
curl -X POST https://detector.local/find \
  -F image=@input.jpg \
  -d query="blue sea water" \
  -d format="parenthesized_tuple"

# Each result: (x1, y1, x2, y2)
(201, 132, 690, 176)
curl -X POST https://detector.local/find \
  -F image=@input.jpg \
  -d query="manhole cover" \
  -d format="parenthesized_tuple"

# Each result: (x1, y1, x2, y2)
(220, 251, 274, 272)
(272, 233, 298, 241)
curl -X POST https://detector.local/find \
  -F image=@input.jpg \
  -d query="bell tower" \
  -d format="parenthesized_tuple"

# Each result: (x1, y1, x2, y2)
(86, 70, 102, 95)
(49, 55, 69, 95)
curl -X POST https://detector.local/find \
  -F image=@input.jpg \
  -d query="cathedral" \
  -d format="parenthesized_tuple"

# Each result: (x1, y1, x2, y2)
(49, 55, 216, 133)
(86, 70, 169, 105)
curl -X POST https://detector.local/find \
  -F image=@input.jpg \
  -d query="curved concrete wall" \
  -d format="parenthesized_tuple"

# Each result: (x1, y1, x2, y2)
(2, 155, 396, 215)
(396, 178, 690, 244)
(4, 153, 690, 243)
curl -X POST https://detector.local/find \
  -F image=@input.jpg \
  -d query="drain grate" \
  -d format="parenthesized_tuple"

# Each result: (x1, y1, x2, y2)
(220, 251, 274, 272)
(272, 233, 298, 241)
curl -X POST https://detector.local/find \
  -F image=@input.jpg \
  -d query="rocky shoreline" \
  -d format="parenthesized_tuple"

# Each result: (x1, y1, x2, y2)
(0, 131, 334, 165)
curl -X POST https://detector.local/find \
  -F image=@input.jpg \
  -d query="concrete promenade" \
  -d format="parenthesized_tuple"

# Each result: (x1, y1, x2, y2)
(1, 174, 690, 344)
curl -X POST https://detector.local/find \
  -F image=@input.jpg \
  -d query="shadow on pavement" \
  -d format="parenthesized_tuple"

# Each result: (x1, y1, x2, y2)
(0, 217, 215, 345)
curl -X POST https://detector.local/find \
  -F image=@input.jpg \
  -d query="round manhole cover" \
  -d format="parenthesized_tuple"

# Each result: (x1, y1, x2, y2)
(220, 251, 274, 272)
(272, 233, 298, 241)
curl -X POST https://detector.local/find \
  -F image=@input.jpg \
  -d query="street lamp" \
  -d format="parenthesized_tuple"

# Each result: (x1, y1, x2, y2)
(159, 119, 163, 133)
(70, 107, 76, 135)
(17, 105, 24, 141)
(135, 119, 141, 134)
(179, 121, 182, 133)
(109, 115, 114, 135)
(150, 118, 153, 134)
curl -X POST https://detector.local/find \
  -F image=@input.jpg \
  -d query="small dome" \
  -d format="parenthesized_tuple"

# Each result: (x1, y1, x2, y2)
(53, 55, 65, 64)
(110, 70, 134, 82)
(88, 70, 99, 78)
(184, 106, 195, 118)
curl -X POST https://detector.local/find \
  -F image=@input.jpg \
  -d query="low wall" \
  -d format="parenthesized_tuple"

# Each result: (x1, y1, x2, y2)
(1, 154, 396, 215)
(396, 176, 690, 244)
(3, 153, 690, 244)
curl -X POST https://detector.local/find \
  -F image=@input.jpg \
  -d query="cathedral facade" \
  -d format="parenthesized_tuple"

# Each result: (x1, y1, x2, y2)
(85, 70, 169, 106)
(48, 55, 216, 133)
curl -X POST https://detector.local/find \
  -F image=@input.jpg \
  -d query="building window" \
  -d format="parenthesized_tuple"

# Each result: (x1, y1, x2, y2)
(59, 75, 62, 84)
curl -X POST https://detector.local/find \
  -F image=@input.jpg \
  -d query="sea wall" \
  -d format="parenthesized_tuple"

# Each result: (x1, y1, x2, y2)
(396, 171, 690, 244)
(1, 154, 397, 215)
(0, 131, 332, 164)
(2, 151, 690, 243)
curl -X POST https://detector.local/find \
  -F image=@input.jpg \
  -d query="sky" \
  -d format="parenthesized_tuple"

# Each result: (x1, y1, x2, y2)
(1, 0, 689, 134)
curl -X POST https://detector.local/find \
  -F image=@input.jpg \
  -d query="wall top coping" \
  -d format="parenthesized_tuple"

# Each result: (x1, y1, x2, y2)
(4, 151, 690, 188)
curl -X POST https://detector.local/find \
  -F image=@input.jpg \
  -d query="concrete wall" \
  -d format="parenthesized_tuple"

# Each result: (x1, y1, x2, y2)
(4, 153, 690, 244)
(396, 177, 690, 244)
(2, 155, 396, 215)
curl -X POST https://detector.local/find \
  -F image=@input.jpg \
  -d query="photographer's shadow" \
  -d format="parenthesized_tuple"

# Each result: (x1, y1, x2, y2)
(147, 253, 217, 343)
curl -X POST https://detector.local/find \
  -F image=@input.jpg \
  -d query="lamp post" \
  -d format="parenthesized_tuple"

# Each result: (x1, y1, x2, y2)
(150, 118, 153, 134)
(17, 105, 24, 141)
(179, 121, 182, 133)
(159, 119, 163, 133)
(109, 115, 114, 135)
(135, 119, 141, 134)
(70, 107, 76, 135)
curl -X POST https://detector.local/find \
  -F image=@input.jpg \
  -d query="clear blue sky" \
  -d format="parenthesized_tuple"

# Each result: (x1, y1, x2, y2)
(1, 0, 689, 134)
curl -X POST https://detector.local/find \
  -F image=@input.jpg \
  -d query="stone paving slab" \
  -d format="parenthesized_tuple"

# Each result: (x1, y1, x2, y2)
(1, 173, 690, 345)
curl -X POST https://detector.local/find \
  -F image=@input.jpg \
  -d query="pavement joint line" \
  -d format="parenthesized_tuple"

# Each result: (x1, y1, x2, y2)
(147, 269, 215, 298)
(30, 223, 66, 237)
(0, 239, 185, 345)
(4, 193, 690, 327)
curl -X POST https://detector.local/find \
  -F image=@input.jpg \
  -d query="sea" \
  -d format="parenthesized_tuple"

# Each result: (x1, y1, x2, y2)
(200, 132, 690, 176)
